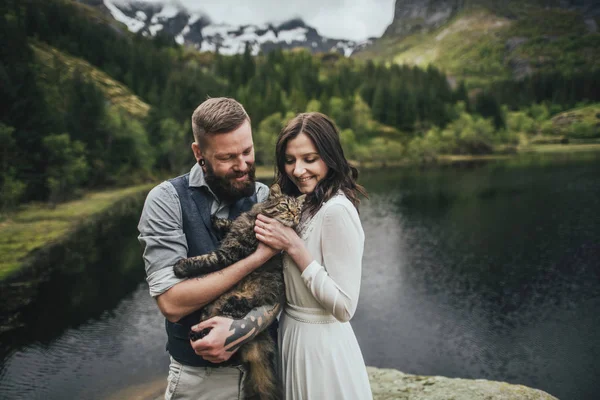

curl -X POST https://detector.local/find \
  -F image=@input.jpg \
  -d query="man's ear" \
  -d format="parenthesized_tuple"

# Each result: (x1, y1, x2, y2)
(269, 183, 282, 197)
(191, 142, 203, 163)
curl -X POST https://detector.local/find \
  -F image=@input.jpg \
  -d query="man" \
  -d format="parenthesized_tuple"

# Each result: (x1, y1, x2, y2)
(138, 97, 280, 399)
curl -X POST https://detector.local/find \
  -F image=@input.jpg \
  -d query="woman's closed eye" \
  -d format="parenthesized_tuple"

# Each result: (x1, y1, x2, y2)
(285, 157, 319, 164)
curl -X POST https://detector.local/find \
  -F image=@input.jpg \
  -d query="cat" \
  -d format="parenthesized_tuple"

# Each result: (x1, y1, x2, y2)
(173, 183, 305, 400)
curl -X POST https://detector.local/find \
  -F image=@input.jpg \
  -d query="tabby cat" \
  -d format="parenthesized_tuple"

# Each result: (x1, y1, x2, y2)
(173, 183, 305, 400)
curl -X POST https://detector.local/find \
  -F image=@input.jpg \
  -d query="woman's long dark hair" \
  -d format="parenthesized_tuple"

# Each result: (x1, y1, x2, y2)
(275, 112, 367, 216)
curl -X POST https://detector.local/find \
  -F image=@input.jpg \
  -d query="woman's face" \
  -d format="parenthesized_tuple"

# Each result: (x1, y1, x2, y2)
(284, 133, 329, 194)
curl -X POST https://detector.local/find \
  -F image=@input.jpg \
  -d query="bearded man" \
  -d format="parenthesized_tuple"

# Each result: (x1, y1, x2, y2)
(138, 98, 280, 399)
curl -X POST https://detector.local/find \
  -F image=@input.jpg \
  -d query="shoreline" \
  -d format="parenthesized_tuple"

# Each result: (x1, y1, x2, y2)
(103, 367, 558, 400)
(0, 184, 154, 281)
(2, 143, 599, 282)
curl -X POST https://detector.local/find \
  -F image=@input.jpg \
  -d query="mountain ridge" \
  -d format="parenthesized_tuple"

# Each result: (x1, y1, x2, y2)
(381, 0, 600, 40)
(79, 0, 371, 56)
(354, 0, 600, 84)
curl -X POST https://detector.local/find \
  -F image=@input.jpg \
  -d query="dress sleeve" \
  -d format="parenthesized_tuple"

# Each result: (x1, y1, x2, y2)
(137, 182, 187, 297)
(300, 203, 364, 322)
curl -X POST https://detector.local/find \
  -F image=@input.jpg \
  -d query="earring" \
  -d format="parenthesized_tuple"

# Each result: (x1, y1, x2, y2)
(199, 159, 205, 166)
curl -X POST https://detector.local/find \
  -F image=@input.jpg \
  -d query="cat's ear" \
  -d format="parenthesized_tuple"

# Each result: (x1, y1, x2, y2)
(269, 183, 282, 197)
(297, 194, 306, 206)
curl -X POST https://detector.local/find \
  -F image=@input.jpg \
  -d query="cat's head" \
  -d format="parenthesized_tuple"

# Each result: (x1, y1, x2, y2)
(261, 184, 306, 228)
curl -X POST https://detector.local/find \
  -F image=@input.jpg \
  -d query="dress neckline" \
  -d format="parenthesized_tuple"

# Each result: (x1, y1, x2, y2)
(297, 191, 345, 239)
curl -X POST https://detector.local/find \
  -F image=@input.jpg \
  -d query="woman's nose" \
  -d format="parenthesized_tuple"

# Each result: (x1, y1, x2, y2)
(293, 164, 305, 176)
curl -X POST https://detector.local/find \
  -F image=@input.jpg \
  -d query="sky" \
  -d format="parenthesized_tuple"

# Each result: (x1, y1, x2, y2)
(117, 0, 396, 41)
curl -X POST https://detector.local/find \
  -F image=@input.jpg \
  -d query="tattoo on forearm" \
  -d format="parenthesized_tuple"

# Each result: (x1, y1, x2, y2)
(223, 303, 281, 352)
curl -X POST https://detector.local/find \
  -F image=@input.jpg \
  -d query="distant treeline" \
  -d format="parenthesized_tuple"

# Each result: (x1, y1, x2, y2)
(1, 0, 599, 210)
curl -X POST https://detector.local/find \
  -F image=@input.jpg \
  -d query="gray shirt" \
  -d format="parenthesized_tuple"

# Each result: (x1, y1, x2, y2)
(137, 163, 269, 297)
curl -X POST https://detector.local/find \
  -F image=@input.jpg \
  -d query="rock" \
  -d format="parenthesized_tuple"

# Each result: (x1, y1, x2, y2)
(508, 57, 532, 80)
(383, 0, 464, 38)
(505, 37, 528, 53)
(105, 367, 559, 400)
(367, 367, 559, 400)
(585, 18, 598, 32)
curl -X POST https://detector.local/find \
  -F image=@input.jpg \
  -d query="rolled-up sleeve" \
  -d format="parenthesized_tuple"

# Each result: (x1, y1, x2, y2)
(138, 182, 187, 297)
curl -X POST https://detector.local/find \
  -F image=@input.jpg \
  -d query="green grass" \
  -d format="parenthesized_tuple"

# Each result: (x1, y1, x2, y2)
(256, 165, 276, 181)
(550, 104, 600, 136)
(31, 42, 150, 119)
(0, 184, 154, 280)
(520, 143, 600, 153)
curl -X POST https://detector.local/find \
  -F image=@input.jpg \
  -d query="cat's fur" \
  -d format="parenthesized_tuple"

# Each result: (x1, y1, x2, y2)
(173, 184, 305, 400)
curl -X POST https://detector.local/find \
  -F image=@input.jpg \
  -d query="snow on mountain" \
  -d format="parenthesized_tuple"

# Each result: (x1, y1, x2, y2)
(93, 0, 370, 56)
(103, 0, 146, 32)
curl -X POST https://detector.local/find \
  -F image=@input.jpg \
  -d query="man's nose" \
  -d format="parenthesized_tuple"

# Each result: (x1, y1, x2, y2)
(233, 155, 248, 172)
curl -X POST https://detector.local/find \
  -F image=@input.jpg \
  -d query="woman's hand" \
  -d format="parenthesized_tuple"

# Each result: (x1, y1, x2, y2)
(254, 214, 300, 252)
(255, 214, 314, 272)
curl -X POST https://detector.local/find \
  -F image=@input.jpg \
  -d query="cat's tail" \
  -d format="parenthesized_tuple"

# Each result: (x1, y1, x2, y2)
(241, 334, 280, 400)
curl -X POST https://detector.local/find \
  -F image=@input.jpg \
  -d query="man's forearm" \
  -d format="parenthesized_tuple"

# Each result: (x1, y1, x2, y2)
(223, 303, 281, 353)
(157, 251, 266, 322)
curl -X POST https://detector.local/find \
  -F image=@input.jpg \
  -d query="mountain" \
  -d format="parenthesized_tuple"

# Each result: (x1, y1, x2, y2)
(381, 0, 600, 39)
(355, 0, 600, 84)
(79, 0, 371, 56)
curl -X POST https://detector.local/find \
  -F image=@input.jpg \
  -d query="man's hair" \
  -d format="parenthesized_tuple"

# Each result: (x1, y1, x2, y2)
(191, 97, 250, 147)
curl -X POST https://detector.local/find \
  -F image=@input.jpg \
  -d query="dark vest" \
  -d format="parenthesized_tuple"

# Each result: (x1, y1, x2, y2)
(167, 173, 276, 367)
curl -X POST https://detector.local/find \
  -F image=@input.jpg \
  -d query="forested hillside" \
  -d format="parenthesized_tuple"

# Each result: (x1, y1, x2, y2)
(1, 0, 599, 212)
(356, 1, 600, 86)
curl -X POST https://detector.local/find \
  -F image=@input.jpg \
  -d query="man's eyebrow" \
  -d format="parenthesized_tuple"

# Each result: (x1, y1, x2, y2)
(215, 145, 253, 158)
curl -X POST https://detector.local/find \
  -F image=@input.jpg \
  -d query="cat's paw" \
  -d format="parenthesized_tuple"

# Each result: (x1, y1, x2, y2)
(173, 259, 190, 278)
(211, 216, 232, 235)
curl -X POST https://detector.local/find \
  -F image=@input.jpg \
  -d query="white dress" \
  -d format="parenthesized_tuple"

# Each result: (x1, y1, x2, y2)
(279, 193, 373, 400)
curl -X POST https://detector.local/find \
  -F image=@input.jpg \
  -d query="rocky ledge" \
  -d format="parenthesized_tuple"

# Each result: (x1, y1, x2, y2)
(107, 367, 559, 400)
(367, 367, 558, 400)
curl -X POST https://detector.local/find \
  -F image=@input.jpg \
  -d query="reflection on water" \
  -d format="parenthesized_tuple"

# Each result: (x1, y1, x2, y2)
(0, 286, 166, 400)
(353, 152, 600, 400)
(1, 152, 599, 400)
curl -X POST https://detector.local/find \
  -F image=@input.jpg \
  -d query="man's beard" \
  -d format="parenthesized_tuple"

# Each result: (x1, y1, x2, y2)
(203, 160, 256, 203)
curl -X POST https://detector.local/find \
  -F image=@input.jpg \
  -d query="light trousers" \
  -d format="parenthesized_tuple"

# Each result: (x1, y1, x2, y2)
(165, 357, 246, 400)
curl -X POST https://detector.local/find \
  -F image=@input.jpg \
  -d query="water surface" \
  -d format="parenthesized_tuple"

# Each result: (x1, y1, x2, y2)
(1, 152, 599, 399)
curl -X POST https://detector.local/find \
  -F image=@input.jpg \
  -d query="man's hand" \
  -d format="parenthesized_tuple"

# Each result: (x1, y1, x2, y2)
(189, 316, 255, 363)
(254, 241, 280, 263)
(189, 304, 281, 363)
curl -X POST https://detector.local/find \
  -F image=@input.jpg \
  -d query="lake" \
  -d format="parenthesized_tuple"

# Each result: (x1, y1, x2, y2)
(1, 152, 599, 400)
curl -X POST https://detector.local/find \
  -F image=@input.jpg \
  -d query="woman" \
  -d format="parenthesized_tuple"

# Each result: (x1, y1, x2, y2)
(254, 112, 372, 399)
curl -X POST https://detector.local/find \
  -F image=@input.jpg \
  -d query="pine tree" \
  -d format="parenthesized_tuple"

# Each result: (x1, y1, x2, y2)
(474, 91, 505, 130)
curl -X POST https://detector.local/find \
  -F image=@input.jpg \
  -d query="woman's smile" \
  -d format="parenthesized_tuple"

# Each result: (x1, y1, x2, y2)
(284, 133, 329, 194)
(296, 176, 314, 183)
